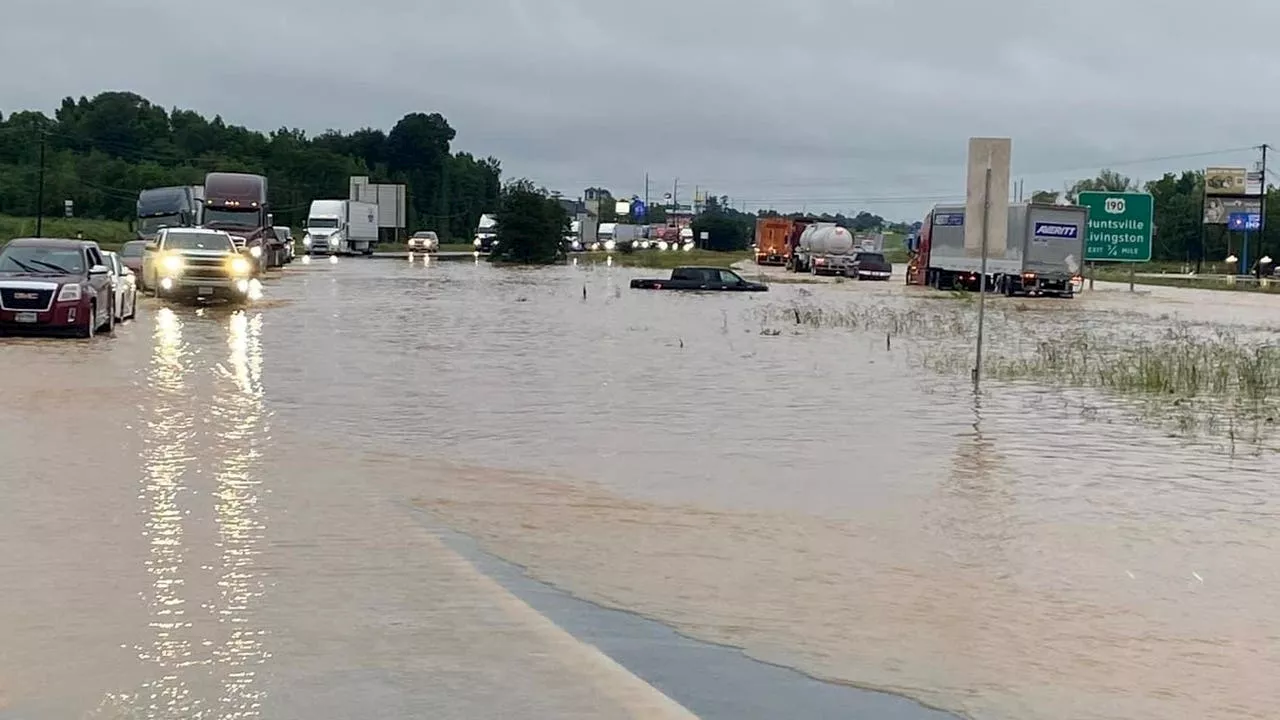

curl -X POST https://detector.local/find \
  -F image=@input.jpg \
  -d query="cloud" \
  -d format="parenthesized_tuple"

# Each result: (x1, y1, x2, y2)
(2, 0, 1274, 219)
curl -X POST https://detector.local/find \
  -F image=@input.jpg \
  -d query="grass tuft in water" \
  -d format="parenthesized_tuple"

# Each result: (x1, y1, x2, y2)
(758, 300, 1280, 438)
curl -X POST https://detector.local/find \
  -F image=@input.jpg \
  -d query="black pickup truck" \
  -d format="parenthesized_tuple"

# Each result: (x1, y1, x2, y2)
(630, 266, 768, 291)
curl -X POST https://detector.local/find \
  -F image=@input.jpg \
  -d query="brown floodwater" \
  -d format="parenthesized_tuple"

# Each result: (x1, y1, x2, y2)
(2, 256, 1278, 720)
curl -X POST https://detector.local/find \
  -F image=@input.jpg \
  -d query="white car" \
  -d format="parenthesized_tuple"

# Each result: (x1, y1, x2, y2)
(102, 250, 138, 322)
(408, 231, 439, 252)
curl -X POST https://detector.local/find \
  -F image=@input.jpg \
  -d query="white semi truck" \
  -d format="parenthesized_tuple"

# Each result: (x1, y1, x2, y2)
(303, 200, 379, 255)
(474, 213, 498, 252)
(917, 202, 1086, 297)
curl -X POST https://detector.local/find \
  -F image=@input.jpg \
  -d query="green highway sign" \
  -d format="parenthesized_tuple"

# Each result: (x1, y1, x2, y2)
(1078, 191, 1153, 262)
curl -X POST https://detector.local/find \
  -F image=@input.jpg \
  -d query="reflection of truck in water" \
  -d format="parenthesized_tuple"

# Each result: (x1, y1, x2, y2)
(303, 200, 378, 255)
(202, 173, 278, 270)
(474, 213, 498, 251)
(135, 185, 203, 241)
(907, 203, 1086, 297)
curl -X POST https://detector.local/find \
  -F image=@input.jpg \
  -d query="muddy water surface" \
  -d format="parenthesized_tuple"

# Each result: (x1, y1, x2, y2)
(2, 257, 1279, 720)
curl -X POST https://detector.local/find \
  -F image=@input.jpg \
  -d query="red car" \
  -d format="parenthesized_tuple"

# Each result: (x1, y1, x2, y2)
(0, 238, 116, 338)
(120, 240, 148, 282)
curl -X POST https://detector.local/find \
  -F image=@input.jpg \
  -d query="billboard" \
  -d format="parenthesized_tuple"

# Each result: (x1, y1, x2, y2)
(1204, 167, 1247, 196)
(1247, 171, 1264, 196)
(349, 176, 406, 228)
(1203, 195, 1260, 224)
(964, 137, 1011, 256)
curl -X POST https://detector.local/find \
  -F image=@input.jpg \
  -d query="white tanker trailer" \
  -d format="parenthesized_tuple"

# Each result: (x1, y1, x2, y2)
(791, 223, 856, 275)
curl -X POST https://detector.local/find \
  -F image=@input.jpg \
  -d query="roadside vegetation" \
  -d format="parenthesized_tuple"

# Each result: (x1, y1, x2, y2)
(0, 213, 132, 250)
(758, 299, 1280, 446)
(489, 180, 568, 264)
(0, 91, 500, 242)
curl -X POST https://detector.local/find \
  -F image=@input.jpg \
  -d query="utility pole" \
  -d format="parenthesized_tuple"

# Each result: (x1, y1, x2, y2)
(1259, 144, 1268, 278)
(35, 130, 46, 237)
(644, 173, 650, 213)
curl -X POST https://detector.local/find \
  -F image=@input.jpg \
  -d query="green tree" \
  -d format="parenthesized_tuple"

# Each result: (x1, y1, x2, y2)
(690, 209, 749, 251)
(1067, 169, 1136, 202)
(0, 91, 501, 237)
(490, 179, 567, 264)
(1143, 171, 1203, 262)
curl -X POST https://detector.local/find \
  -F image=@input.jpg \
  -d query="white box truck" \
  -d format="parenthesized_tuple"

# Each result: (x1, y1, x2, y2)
(303, 200, 379, 255)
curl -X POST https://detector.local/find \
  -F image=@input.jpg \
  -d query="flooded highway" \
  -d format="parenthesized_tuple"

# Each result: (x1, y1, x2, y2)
(2, 256, 1279, 720)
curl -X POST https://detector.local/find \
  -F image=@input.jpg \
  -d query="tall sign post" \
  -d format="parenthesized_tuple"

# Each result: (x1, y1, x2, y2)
(966, 137, 1011, 393)
(1078, 191, 1154, 292)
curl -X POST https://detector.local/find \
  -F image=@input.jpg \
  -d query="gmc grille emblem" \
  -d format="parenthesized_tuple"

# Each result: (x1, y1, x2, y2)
(13, 292, 37, 300)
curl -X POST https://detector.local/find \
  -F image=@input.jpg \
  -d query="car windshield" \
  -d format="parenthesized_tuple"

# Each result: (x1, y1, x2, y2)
(857, 253, 887, 264)
(138, 214, 181, 234)
(308, 218, 339, 229)
(121, 242, 147, 258)
(413, 232, 437, 239)
(164, 232, 234, 252)
(203, 207, 259, 227)
(0, 246, 85, 274)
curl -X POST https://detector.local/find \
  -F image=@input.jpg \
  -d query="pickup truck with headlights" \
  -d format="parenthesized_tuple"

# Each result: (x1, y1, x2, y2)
(629, 266, 768, 291)
(0, 237, 116, 337)
(143, 227, 256, 302)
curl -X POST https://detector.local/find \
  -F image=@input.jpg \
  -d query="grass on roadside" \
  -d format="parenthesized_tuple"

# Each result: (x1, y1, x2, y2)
(578, 249, 752, 269)
(0, 214, 134, 251)
(757, 299, 1280, 443)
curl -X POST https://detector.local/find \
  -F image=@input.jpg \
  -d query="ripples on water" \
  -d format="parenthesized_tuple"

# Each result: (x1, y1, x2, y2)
(2, 257, 1279, 720)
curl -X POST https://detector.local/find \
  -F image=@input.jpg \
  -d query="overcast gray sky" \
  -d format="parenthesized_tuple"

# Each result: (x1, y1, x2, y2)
(3, 0, 1273, 219)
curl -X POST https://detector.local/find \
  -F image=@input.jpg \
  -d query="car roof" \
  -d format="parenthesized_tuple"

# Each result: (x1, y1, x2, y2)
(4, 237, 96, 249)
(161, 227, 228, 236)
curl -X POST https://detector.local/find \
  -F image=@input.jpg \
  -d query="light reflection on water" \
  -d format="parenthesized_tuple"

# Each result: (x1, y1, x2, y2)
(133, 306, 199, 716)
(88, 307, 270, 719)
(208, 310, 268, 718)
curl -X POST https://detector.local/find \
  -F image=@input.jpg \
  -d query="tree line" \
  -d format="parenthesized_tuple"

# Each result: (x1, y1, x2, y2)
(0, 91, 501, 241)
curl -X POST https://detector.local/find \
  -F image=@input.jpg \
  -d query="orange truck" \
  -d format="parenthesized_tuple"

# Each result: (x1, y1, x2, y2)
(754, 217, 794, 265)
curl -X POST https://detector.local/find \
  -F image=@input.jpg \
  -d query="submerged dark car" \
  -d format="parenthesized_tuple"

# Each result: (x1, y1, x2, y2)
(630, 266, 768, 291)
(0, 238, 116, 337)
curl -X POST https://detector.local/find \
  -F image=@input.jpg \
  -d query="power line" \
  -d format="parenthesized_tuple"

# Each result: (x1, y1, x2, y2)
(558, 146, 1263, 200)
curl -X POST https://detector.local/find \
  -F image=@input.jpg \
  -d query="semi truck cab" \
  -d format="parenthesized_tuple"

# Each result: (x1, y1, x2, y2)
(202, 172, 273, 271)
